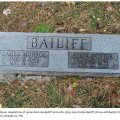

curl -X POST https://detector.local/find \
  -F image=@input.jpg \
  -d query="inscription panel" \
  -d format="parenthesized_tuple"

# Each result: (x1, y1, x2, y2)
(0, 50, 49, 67)
(68, 52, 119, 69)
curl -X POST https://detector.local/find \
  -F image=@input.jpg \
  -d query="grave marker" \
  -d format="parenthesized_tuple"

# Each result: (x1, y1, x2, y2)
(0, 32, 120, 76)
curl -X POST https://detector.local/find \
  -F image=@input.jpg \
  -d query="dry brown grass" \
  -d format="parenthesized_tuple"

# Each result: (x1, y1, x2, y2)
(0, 77, 120, 108)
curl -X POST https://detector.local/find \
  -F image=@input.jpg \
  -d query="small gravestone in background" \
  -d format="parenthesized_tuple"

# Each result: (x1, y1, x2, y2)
(0, 32, 120, 80)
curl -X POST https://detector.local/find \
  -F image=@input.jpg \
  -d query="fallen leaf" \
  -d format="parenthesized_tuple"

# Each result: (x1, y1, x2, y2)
(79, 28, 86, 32)
(32, 3, 37, 9)
(105, 83, 117, 90)
(92, 15, 96, 19)
(66, 2, 75, 7)
(85, 77, 93, 81)
(65, 24, 72, 33)
(0, 104, 2, 108)
(72, 82, 77, 88)
(113, 101, 120, 107)
(72, 105, 81, 108)
(65, 17, 73, 33)
(12, 80, 20, 84)
(71, 89, 77, 95)
(17, 74, 22, 79)
(106, 5, 114, 12)
(111, 93, 118, 99)
(97, 18, 100, 21)
(92, 90, 100, 97)
(24, 86, 28, 89)
(3, 8, 12, 15)
(21, 22, 27, 27)
(11, 93, 15, 97)
(117, 98, 120, 103)
(67, 84, 73, 93)
(103, 29, 107, 32)
(55, 27, 65, 33)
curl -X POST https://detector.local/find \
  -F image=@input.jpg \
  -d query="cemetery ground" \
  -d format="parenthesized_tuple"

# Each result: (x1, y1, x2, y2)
(0, 2, 120, 108)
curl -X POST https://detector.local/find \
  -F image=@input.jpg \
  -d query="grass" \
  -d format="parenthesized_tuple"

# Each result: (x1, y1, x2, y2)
(34, 24, 54, 33)
(1, 2, 120, 33)
(0, 77, 120, 108)
(0, 2, 120, 108)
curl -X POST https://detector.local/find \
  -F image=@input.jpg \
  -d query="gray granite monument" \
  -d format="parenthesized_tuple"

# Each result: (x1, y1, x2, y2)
(0, 32, 120, 76)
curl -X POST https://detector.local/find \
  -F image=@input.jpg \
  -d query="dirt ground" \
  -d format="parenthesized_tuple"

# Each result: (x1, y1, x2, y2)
(0, 2, 120, 108)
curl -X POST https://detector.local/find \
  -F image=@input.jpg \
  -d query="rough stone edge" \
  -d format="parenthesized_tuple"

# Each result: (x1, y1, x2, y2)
(0, 71, 120, 83)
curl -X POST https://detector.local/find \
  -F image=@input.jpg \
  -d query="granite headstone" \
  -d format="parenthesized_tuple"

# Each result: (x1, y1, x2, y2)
(0, 32, 120, 76)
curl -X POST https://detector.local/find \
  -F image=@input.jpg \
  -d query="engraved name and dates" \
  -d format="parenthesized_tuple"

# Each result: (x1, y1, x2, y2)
(68, 52, 119, 69)
(0, 50, 48, 67)
(0, 36, 119, 70)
